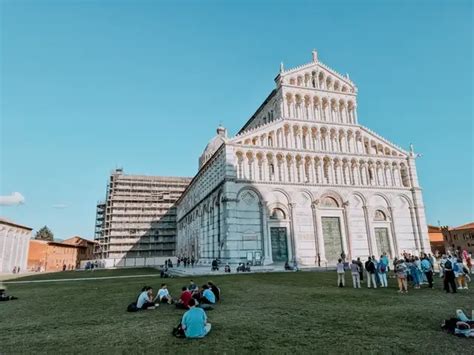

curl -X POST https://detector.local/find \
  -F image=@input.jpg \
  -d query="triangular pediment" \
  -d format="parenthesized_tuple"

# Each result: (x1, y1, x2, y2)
(277, 53, 357, 93)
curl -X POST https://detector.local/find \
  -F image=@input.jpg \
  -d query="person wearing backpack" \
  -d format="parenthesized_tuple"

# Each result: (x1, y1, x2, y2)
(443, 256, 457, 293)
(377, 256, 388, 287)
(365, 257, 377, 289)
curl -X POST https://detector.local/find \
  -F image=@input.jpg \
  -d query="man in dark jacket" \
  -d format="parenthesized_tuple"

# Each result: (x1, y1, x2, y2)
(365, 257, 377, 289)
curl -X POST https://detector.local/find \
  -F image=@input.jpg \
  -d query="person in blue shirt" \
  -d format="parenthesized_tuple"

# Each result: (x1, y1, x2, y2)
(137, 286, 156, 310)
(421, 256, 434, 288)
(181, 299, 212, 338)
(201, 285, 216, 304)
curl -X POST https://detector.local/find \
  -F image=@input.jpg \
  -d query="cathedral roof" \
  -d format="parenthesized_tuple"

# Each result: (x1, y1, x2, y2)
(199, 125, 228, 168)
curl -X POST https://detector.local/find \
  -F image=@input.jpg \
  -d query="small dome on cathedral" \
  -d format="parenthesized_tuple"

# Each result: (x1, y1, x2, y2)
(199, 125, 228, 168)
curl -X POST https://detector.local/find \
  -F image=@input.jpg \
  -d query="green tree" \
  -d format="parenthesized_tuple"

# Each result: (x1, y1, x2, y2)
(35, 226, 54, 241)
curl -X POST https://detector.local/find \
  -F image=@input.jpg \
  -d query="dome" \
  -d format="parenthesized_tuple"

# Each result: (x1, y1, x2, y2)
(199, 125, 228, 168)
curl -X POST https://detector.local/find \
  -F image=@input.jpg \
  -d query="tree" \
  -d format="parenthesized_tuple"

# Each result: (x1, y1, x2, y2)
(35, 226, 54, 241)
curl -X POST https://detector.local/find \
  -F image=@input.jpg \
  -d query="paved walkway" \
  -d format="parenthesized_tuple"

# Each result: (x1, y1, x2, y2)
(2, 273, 161, 284)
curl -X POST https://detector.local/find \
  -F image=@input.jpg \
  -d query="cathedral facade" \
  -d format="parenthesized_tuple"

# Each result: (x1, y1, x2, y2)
(176, 51, 430, 266)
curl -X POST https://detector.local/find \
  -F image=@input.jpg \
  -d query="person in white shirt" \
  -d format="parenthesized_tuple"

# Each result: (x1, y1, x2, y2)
(137, 286, 156, 310)
(336, 259, 345, 287)
(155, 283, 173, 304)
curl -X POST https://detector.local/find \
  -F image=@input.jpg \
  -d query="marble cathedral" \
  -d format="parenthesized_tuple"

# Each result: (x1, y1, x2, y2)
(176, 51, 430, 266)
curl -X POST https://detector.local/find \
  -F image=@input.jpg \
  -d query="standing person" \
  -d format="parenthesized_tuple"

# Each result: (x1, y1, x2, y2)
(439, 255, 447, 278)
(137, 286, 156, 310)
(421, 256, 434, 288)
(177, 257, 181, 268)
(365, 257, 377, 289)
(336, 258, 345, 287)
(395, 260, 408, 293)
(356, 257, 364, 283)
(408, 258, 421, 289)
(191, 256, 195, 268)
(378, 256, 388, 288)
(454, 258, 466, 289)
(181, 299, 211, 339)
(443, 256, 457, 293)
(371, 256, 380, 287)
(183, 258, 188, 268)
(350, 260, 361, 288)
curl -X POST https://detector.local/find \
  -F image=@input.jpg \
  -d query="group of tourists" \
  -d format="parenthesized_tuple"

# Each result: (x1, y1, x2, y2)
(336, 250, 472, 294)
(129, 279, 221, 339)
(176, 256, 195, 268)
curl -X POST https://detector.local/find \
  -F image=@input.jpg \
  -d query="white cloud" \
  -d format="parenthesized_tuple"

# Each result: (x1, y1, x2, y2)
(0, 192, 25, 206)
(52, 204, 68, 209)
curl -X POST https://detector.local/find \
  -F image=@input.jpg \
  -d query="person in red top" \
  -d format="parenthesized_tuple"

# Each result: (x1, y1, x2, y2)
(176, 286, 193, 309)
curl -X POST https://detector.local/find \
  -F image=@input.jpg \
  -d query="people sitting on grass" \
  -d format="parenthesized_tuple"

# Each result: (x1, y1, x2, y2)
(336, 258, 345, 287)
(224, 264, 231, 273)
(181, 299, 212, 339)
(200, 284, 216, 304)
(176, 286, 193, 309)
(0, 284, 18, 302)
(208, 281, 220, 302)
(156, 284, 174, 304)
(137, 286, 157, 310)
(395, 259, 408, 294)
(350, 260, 361, 288)
(160, 267, 171, 279)
(365, 257, 377, 289)
(189, 280, 198, 292)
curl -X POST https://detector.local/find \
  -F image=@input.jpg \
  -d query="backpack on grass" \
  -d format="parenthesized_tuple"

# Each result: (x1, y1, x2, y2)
(127, 302, 139, 312)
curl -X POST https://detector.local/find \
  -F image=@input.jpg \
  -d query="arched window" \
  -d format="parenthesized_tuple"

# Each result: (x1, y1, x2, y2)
(374, 210, 386, 221)
(271, 208, 286, 220)
(321, 196, 339, 208)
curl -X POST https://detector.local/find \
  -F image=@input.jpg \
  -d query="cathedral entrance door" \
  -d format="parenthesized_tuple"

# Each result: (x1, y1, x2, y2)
(374, 227, 391, 257)
(322, 217, 343, 265)
(270, 227, 288, 262)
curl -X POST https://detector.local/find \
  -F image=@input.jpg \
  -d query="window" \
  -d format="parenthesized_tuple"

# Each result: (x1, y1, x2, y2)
(374, 210, 386, 221)
(321, 196, 338, 208)
(271, 208, 286, 220)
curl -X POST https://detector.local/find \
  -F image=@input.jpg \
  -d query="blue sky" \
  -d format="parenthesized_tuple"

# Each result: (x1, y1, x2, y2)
(1, 0, 472, 239)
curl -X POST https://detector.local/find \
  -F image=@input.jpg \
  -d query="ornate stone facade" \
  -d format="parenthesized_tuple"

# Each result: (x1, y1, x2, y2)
(176, 51, 430, 266)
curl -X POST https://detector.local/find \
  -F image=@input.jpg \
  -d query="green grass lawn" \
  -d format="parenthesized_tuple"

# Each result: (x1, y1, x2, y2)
(1, 269, 472, 354)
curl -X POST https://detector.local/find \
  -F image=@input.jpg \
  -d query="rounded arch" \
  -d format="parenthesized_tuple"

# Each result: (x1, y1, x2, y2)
(318, 190, 344, 208)
(267, 202, 290, 220)
(398, 194, 413, 208)
(236, 185, 264, 203)
(352, 191, 367, 206)
(271, 188, 292, 204)
(371, 192, 392, 208)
